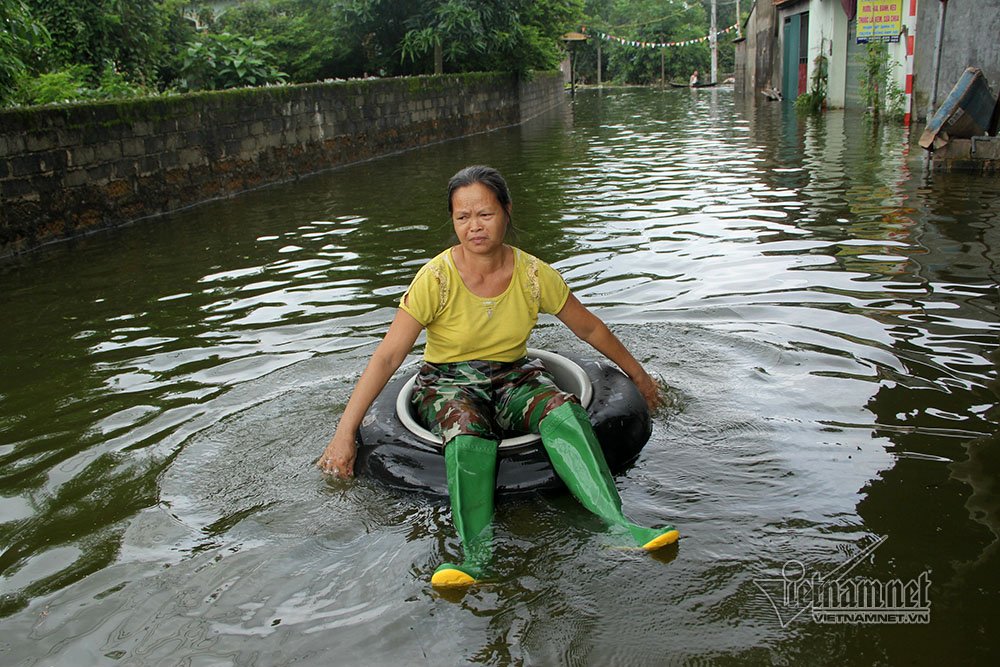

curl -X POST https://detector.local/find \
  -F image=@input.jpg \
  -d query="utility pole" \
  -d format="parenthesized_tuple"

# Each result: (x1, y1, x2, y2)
(597, 40, 603, 87)
(661, 44, 665, 89)
(929, 0, 949, 118)
(736, 0, 742, 38)
(711, 0, 718, 84)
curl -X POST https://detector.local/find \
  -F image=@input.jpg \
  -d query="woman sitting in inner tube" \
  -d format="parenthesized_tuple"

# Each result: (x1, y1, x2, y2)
(317, 165, 679, 588)
(358, 346, 652, 497)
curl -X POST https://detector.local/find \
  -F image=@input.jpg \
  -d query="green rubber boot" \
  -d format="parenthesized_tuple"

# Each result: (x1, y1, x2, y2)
(539, 402, 679, 550)
(431, 435, 498, 588)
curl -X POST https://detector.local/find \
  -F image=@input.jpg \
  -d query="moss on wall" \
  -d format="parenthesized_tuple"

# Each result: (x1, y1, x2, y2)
(1, 72, 565, 257)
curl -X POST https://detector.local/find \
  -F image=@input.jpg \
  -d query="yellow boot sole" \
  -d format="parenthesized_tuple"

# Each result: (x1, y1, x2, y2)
(431, 566, 477, 588)
(642, 529, 680, 551)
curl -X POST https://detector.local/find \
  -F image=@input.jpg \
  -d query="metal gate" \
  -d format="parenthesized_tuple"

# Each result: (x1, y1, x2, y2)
(845, 18, 865, 108)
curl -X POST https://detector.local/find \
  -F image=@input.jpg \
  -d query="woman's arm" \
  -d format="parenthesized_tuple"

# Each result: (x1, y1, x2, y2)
(318, 309, 424, 478)
(555, 293, 660, 409)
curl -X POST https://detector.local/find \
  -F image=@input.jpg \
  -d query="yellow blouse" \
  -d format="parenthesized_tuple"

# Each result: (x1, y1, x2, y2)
(400, 246, 570, 363)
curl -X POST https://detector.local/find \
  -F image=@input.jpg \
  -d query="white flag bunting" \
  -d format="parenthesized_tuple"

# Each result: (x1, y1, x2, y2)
(583, 24, 738, 49)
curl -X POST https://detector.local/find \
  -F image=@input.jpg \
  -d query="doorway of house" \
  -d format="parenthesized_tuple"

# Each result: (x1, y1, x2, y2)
(783, 11, 809, 100)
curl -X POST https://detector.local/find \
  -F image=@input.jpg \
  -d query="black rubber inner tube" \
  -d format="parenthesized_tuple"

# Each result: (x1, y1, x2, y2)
(355, 351, 652, 498)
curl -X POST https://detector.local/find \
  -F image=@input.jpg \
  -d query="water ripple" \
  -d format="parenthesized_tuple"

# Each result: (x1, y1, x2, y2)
(1, 88, 998, 664)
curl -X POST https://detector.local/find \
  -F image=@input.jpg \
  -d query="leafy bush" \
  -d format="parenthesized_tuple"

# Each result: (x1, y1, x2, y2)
(94, 61, 152, 99)
(15, 64, 91, 105)
(179, 32, 288, 90)
(13, 61, 150, 106)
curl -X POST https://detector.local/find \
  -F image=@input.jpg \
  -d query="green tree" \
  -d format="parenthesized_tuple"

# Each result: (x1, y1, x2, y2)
(259, 0, 583, 79)
(578, 0, 736, 85)
(156, 0, 200, 89)
(217, 0, 363, 83)
(25, 0, 169, 85)
(0, 0, 50, 104)
(337, 0, 430, 77)
(221, 0, 429, 79)
(398, 0, 582, 76)
(5, 0, 588, 105)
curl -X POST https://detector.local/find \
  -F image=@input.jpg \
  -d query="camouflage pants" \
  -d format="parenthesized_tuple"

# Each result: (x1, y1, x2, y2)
(412, 358, 579, 444)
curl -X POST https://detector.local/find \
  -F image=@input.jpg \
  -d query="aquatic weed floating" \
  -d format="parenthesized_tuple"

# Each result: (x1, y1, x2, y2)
(355, 349, 652, 497)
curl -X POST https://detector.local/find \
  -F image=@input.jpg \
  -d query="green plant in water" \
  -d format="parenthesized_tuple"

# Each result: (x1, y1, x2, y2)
(858, 42, 904, 123)
(794, 53, 828, 114)
(885, 78, 906, 123)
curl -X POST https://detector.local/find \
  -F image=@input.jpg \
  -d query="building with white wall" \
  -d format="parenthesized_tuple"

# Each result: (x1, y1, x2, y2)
(736, 0, 998, 124)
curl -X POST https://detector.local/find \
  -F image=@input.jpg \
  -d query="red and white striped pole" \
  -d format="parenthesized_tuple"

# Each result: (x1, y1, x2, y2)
(903, 0, 918, 126)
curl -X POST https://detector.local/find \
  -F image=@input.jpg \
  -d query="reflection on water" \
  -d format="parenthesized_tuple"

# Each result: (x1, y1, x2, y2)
(0, 88, 997, 665)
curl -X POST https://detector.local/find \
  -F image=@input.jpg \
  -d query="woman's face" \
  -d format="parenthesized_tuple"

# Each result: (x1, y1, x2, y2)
(450, 182, 509, 256)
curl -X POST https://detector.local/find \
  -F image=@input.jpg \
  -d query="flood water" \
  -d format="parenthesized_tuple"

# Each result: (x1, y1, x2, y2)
(2, 87, 998, 665)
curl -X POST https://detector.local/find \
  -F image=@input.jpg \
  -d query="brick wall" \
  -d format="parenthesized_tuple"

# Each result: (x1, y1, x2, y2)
(0, 71, 565, 256)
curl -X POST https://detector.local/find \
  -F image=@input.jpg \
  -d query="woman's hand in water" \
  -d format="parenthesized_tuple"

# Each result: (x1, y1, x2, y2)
(317, 431, 357, 479)
(315, 309, 422, 480)
(632, 369, 661, 411)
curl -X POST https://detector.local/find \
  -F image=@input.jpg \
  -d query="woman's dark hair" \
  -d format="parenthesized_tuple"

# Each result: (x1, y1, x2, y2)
(447, 165, 512, 214)
(447, 165, 516, 238)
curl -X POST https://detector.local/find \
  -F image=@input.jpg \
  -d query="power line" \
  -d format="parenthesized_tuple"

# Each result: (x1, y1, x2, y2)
(595, 0, 740, 32)
(608, 7, 695, 30)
